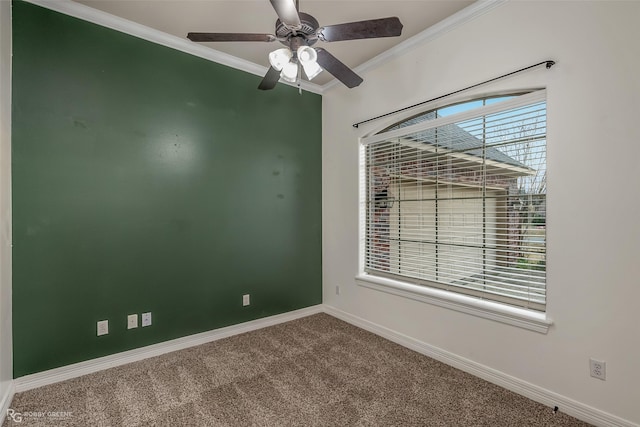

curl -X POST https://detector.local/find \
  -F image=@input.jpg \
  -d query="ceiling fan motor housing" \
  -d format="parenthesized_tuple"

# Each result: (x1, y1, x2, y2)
(276, 12, 319, 47)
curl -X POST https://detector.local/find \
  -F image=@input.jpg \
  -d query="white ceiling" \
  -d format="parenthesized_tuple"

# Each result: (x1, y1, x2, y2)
(72, 0, 474, 87)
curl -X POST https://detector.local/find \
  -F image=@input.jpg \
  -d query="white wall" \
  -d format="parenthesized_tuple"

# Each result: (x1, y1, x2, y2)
(323, 1, 640, 425)
(0, 0, 13, 408)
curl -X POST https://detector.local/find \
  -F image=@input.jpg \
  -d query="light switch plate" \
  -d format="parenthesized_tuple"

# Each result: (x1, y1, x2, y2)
(127, 314, 138, 329)
(141, 312, 152, 327)
(97, 320, 109, 336)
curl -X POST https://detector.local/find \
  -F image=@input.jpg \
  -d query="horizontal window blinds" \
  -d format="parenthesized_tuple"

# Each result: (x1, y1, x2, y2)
(361, 91, 547, 311)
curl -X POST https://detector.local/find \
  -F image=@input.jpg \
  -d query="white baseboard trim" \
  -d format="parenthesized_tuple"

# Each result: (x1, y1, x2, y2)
(15, 305, 323, 393)
(323, 305, 638, 427)
(0, 380, 15, 419)
(10, 304, 637, 427)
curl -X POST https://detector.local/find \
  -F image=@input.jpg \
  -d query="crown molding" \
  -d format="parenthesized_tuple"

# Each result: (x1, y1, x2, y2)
(322, 0, 508, 92)
(22, 0, 506, 96)
(23, 0, 324, 95)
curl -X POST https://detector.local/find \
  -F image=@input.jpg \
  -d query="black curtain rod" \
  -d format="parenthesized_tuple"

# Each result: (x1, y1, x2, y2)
(352, 60, 556, 129)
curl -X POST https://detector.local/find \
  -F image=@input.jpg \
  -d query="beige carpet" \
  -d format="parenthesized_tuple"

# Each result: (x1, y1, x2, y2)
(6, 313, 591, 426)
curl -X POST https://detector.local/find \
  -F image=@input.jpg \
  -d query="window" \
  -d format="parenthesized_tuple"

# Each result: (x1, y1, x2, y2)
(361, 91, 547, 312)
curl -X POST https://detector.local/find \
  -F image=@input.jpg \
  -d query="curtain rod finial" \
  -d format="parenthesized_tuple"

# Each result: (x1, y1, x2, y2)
(546, 60, 556, 69)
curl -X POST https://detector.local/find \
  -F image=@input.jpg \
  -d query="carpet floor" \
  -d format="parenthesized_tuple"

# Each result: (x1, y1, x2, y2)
(5, 313, 591, 426)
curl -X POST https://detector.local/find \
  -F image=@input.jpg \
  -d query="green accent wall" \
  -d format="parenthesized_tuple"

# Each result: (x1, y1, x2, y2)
(11, 1, 322, 377)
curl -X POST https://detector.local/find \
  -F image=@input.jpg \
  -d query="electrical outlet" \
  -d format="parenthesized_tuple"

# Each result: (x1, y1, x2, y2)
(141, 312, 152, 327)
(127, 314, 138, 329)
(336, 285, 341, 295)
(97, 320, 109, 336)
(590, 358, 606, 380)
(242, 294, 250, 306)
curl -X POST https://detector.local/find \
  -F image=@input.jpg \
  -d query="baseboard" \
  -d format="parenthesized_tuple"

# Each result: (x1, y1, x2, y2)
(11, 304, 636, 427)
(323, 305, 637, 427)
(0, 380, 15, 419)
(15, 305, 323, 393)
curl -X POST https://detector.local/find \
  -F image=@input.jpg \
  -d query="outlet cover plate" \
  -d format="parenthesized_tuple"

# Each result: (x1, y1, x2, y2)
(127, 314, 138, 329)
(141, 312, 152, 327)
(97, 320, 109, 336)
(590, 358, 606, 380)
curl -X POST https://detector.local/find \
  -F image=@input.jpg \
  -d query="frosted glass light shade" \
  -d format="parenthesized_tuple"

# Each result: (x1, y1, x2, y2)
(297, 46, 322, 80)
(297, 46, 317, 64)
(302, 61, 322, 80)
(280, 61, 298, 82)
(268, 48, 292, 71)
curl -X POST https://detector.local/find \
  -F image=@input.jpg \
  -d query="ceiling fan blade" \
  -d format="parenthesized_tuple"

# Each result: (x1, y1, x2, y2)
(318, 17, 403, 42)
(258, 66, 281, 90)
(188, 33, 276, 42)
(269, 0, 302, 30)
(315, 48, 363, 89)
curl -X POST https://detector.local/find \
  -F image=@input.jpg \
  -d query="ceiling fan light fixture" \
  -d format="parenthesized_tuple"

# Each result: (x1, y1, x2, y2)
(268, 48, 292, 71)
(280, 61, 298, 83)
(188, 2, 403, 90)
(297, 46, 317, 64)
(297, 46, 323, 80)
(302, 61, 323, 80)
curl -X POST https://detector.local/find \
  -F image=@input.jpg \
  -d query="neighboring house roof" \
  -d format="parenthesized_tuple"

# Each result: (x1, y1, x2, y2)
(385, 113, 530, 170)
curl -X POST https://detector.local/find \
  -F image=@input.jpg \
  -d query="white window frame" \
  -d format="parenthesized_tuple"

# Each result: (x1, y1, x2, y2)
(357, 90, 552, 333)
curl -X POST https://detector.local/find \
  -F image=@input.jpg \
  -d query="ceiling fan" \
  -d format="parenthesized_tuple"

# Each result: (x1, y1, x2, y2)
(187, 0, 403, 90)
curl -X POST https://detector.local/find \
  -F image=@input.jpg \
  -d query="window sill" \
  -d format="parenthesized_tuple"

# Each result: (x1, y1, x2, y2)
(355, 274, 552, 334)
